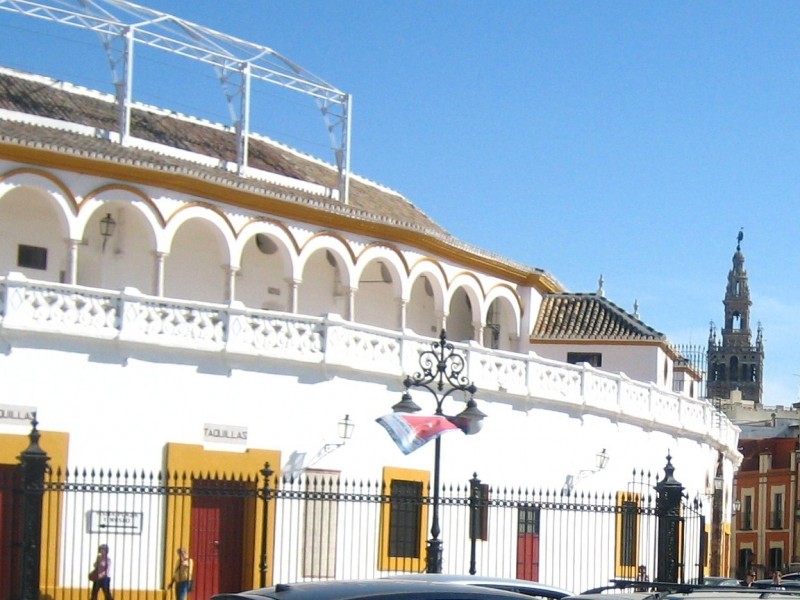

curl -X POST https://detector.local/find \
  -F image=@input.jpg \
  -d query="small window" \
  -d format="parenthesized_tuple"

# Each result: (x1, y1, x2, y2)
(769, 547, 784, 573)
(772, 492, 784, 529)
(615, 492, 641, 578)
(742, 496, 753, 530)
(379, 467, 429, 572)
(518, 506, 540, 536)
(18, 244, 47, 270)
(388, 479, 422, 558)
(472, 483, 490, 541)
(567, 352, 602, 368)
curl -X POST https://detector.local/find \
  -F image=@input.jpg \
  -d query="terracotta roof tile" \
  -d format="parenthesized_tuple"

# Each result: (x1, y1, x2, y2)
(531, 293, 665, 341)
(0, 68, 563, 290)
(738, 438, 796, 471)
(0, 70, 445, 234)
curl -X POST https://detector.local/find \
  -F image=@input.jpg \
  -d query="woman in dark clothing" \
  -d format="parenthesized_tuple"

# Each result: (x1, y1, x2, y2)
(89, 544, 114, 600)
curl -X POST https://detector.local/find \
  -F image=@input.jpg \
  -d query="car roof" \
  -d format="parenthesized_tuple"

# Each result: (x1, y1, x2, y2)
(384, 574, 573, 597)
(566, 587, 658, 600)
(754, 581, 800, 589)
(212, 579, 538, 600)
(697, 578, 741, 586)
(665, 590, 800, 599)
(565, 593, 657, 600)
(569, 590, 800, 600)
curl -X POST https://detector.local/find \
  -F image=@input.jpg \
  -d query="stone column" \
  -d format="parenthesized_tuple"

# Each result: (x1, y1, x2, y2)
(154, 252, 167, 296)
(67, 239, 80, 285)
(227, 266, 239, 302)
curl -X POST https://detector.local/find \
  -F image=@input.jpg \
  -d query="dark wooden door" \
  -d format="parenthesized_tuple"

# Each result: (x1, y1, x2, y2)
(191, 483, 245, 600)
(0, 465, 22, 600)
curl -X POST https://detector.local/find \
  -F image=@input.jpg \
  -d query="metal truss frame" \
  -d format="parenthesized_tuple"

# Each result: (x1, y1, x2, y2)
(0, 0, 352, 202)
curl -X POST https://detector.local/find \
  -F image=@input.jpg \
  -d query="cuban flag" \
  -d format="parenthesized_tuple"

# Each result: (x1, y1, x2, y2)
(376, 413, 460, 455)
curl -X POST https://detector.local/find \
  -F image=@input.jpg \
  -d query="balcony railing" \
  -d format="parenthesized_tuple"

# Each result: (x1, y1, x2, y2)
(0, 273, 739, 450)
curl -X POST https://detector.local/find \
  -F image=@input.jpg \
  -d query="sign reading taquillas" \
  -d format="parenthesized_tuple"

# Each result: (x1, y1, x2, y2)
(0, 404, 36, 425)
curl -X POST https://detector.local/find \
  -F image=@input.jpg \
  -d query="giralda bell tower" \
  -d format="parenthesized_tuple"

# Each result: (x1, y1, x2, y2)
(706, 230, 764, 404)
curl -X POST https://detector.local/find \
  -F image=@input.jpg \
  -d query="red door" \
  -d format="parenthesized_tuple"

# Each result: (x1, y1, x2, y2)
(191, 482, 245, 600)
(516, 507, 540, 581)
(0, 465, 22, 600)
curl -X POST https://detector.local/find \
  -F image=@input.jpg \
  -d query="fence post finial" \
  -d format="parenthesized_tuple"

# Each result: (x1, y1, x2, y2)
(19, 412, 51, 600)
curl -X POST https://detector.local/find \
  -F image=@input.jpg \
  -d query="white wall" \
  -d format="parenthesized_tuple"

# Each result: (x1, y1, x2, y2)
(0, 334, 722, 497)
(532, 342, 671, 388)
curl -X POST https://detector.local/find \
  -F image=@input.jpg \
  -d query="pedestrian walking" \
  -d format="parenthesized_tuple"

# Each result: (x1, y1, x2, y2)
(88, 544, 114, 600)
(634, 565, 650, 592)
(772, 570, 784, 589)
(168, 547, 194, 600)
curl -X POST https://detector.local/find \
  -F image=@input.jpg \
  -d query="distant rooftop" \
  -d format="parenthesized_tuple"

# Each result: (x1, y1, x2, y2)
(532, 292, 666, 342)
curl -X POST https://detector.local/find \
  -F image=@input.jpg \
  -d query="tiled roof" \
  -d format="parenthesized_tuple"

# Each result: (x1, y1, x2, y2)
(737, 437, 796, 471)
(531, 293, 665, 341)
(0, 70, 442, 232)
(0, 69, 562, 291)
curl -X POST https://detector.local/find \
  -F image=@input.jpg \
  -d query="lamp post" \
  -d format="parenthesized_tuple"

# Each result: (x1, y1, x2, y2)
(710, 454, 724, 576)
(392, 329, 486, 573)
(561, 448, 610, 494)
(308, 414, 355, 468)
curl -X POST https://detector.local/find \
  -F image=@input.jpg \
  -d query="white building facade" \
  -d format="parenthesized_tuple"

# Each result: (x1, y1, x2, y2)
(0, 63, 738, 596)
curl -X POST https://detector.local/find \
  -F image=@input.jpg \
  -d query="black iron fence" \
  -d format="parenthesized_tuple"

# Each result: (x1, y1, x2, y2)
(2, 429, 706, 600)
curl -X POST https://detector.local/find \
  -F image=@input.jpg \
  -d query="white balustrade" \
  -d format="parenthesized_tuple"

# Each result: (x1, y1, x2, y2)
(325, 317, 403, 375)
(0, 273, 737, 450)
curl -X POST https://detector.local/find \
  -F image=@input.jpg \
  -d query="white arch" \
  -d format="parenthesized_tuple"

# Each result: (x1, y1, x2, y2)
(405, 260, 448, 337)
(354, 245, 406, 287)
(483, 286, 523, 351)
(446, 272, 485, 322)
(353, 246, 405, 330)
(236, 221, 299, 311)
(0, 171, 75, 236)
(406, 260, 447, 307)
(236, 220, 298, 276)
(164, 205, 236, 264)
(298, 235, 354, 288)
(0, 178, 72, 284)
(79, 187, 164, 248)
(484, 285, 523, 332)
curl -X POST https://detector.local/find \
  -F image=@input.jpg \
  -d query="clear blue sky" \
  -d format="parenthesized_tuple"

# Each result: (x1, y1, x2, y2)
(3, 1, 800, 405)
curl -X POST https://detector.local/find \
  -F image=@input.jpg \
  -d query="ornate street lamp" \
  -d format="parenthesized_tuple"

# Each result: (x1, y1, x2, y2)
(393, 329, 486, 573)
(307, 415, 356, 468)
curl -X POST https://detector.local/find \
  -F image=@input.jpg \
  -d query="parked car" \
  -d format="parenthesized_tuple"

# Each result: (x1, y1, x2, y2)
(664, 589, 800, 600)
(384, 573, 573, 599)
(569, 588, 800, 600)
(212, 579, 540, 600)
(562, 592, 656, 600)
(689, 577, 742, 587)
(754, 575, 800, 588)
(568, 579, 741, 599)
